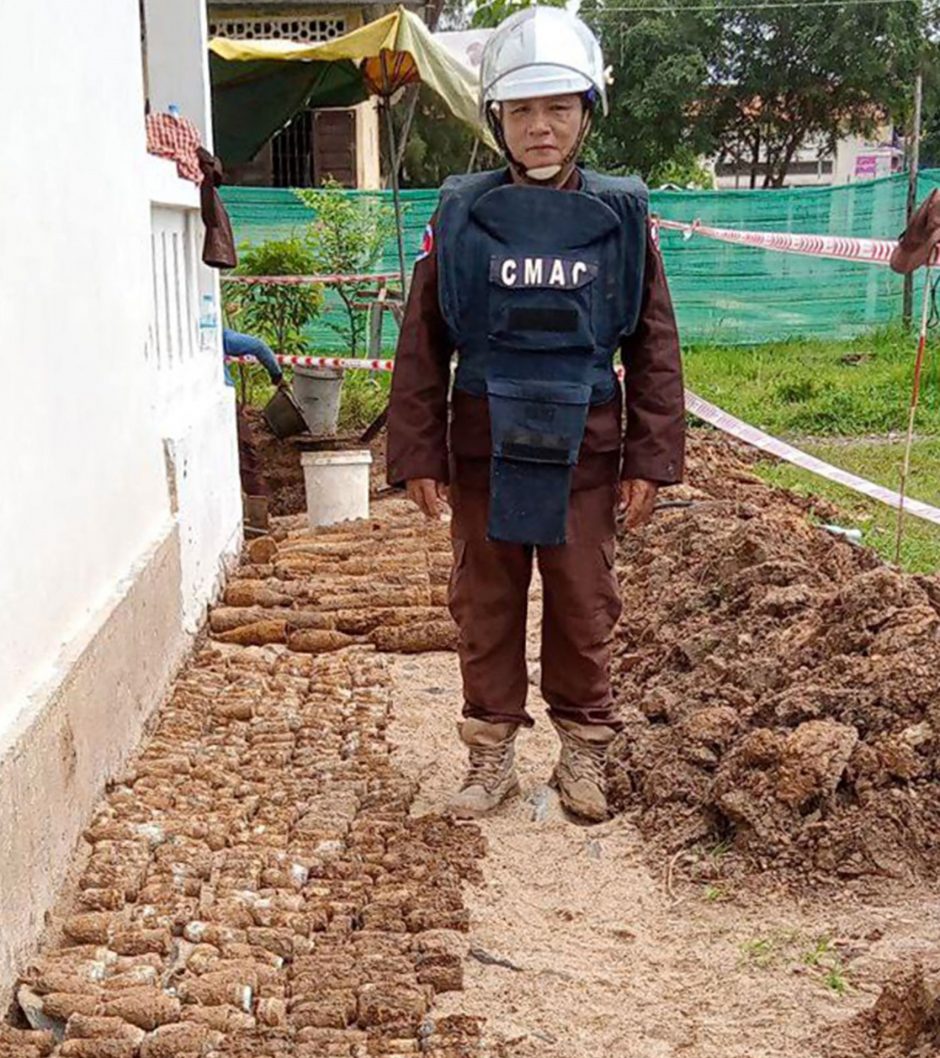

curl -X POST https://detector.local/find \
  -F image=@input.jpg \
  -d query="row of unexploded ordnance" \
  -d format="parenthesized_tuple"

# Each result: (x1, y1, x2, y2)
(11, 647, 485, 1057)
(208, 509, 457, 654)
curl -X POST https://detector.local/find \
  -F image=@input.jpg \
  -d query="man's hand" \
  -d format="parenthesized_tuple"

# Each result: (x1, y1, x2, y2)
(619, 478, 659, 529)
(406, 478, 450, 520)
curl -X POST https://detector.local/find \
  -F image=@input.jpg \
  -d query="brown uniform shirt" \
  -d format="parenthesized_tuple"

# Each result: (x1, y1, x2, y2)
(387, 174, 686, 491)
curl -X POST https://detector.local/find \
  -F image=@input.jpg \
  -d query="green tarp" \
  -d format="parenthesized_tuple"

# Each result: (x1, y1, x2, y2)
(210, 55, 366, 165)
(220, 171, 940, 350)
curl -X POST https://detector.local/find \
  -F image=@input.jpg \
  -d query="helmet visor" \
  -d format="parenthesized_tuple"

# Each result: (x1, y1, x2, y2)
(486, 65, 594, 107)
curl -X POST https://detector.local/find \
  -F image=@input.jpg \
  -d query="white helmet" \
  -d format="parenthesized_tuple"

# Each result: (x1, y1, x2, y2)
(479, 7, 609, 119)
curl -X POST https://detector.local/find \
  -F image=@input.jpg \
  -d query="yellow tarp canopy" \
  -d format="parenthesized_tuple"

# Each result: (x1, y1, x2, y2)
(209, 7, 487, 142)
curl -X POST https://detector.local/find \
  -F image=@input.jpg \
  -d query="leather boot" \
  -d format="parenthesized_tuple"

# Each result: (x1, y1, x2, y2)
(448, 719, 520, 819)
(550, 717, 616, 822)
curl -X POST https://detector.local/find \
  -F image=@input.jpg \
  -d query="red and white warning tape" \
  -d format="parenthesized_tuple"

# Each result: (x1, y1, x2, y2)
(221, 219, 929, 277)
(658, 217, 940, 268)
(227, 354, 395, 372)
(685, 390, 940, 528)
(222, 273, 397, 286)
(229, 353, 940, 529)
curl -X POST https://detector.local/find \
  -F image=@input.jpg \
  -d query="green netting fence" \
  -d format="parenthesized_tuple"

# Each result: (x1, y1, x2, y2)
(220, 171, 940, 352)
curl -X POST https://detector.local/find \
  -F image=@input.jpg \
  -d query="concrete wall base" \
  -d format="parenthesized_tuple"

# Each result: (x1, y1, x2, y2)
(0, 525, 189, 998)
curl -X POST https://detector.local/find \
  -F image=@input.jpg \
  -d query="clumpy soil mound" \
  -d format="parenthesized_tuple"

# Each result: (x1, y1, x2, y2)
(827, 958, 940, 1057)
(609, 431, 940, 881)
(243, 407, 390, 517)
(242, 405, 307, 516)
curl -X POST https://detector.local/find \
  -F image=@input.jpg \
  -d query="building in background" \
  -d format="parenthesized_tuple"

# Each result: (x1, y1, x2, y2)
(710, 125, 904, 189)
(208, 1, 424, 188)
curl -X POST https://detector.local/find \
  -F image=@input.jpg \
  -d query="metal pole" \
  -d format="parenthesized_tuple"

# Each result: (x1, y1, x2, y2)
(466, 138, 480, 173)
(903, 69, 923, 328)
(392, 0, 446, 176)
(382, 97, 409, 299)
(894, 264, 931, 563)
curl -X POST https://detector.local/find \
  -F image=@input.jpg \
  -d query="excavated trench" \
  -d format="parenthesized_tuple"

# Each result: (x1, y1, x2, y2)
(3, 506, 497, 1058)
(4, 430, 940, 1058)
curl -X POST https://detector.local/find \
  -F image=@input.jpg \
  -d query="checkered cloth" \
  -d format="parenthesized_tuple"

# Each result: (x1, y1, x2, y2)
(146, 112, 204, 185)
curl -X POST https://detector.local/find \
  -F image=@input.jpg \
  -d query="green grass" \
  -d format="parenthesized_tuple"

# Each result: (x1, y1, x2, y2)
(336, 370, 391, 432)
(702, 884, 727, 902)
(801, 937, 851, 996)
(684, 325, 940, 437)
(687, 324, 940, 574)
(738, 932, 850, 995)
(753, 438, 940, 573)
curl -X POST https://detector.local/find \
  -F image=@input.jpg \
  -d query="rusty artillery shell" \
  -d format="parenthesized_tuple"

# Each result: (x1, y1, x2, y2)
(247, 537, 279, 564)
(287, 629, 358, 655)
(370, 621, 457, 654)
(0, 1026, 55, 1056)
(58, 1041, 139, 1058)
(139, 1022, 214, 1058)
(216, 620, 288, 646)
(41, 993, 101, 1021)
(62, 913, 119, 945)
(78, 888, 126, 912)
(223, 583, 293, 608)
(99, 989, 181, 1031)
(64, 1014, 145, 1043)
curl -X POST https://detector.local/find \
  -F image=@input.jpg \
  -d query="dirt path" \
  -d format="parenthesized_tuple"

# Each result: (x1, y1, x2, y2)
(386, 580, 940, 1058)
(5, 439, 940, 1058)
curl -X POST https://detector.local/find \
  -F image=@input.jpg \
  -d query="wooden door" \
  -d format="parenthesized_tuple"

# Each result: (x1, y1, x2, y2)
(312, 109, 357, 187)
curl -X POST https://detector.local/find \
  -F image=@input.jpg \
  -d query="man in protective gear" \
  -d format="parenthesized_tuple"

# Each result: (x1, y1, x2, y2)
(387, 7, 686, 822)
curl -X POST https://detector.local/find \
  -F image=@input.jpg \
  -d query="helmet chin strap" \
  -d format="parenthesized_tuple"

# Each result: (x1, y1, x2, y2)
(487, 103, 593, 187)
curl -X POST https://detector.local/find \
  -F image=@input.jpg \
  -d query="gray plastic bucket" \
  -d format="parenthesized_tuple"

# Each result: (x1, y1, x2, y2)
(293, 365, 344, 438)
(262, 386, 306, 439)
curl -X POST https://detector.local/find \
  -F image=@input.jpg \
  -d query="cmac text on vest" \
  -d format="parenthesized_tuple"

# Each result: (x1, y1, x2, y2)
(489, 255, 599, 290)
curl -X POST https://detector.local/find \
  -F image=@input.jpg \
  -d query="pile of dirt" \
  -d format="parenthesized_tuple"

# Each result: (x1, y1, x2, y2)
(242, 407, 390, 517)
(242, 406, 306, 517)
(826, 958, 940, 1058)
(7, 633, 491, 1057)
(609, 431, 940, 881)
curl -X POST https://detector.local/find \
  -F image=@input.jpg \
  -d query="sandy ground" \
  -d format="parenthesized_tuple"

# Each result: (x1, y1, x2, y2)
(386, 576, 940, 1058)
(6, 478, 939, 1058)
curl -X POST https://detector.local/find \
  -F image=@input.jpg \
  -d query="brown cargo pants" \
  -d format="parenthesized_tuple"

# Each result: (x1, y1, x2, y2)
(447, 481, 623, 730)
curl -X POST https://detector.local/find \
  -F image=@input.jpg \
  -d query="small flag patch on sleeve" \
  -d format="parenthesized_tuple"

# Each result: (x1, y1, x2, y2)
(416, 223, 434, 261)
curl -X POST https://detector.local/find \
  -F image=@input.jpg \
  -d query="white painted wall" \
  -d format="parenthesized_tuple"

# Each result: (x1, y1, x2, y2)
(0, 1, 241, 743)
(145, 0, 214, 145)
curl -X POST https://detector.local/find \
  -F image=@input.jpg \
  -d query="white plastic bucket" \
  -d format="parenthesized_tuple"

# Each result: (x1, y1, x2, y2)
(301, 449, 372, 528)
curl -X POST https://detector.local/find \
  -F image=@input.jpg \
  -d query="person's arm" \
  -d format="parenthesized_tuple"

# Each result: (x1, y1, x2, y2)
(619, 226, 686, 526)
(251, 339, 284, 387)
(386, 227, 454, 517)
(222, 329, 283, 386)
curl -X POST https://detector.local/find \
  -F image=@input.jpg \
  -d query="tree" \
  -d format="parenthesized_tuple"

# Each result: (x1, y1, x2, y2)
(470, 0, 565, 29)
(580, 1, 717, 180)
(226, 237, 323, 355)
(582, 0, 921, 188)
(705, 1, 922, 188)
(392, 86, 500, 188)
(295, 181, 398, 356)
(914, 38, 940, 169)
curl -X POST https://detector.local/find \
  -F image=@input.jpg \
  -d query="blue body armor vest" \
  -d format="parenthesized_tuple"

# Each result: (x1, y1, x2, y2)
(436, 167, 648, 546)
